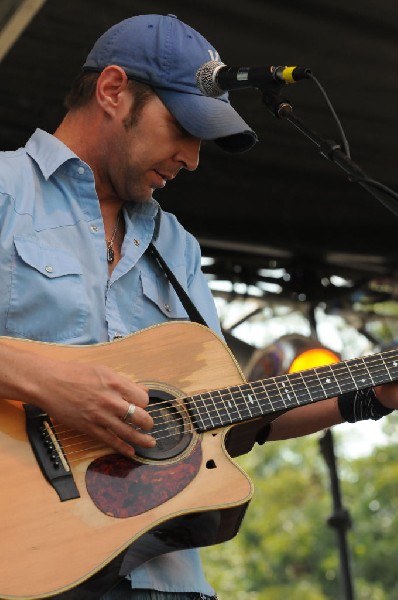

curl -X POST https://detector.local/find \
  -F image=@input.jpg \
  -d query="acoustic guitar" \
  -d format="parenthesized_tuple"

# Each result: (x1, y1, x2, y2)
(0, 320, 395, 599)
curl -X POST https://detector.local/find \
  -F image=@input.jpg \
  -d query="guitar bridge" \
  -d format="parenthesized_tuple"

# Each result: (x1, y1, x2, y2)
(24, 404, 80, 502)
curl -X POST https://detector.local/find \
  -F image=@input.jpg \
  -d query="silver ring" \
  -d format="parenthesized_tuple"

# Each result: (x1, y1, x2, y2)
(122, 403, 136, 423)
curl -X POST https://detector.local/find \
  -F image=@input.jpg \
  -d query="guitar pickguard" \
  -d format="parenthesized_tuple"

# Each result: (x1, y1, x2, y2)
(85, 441, 202, 518)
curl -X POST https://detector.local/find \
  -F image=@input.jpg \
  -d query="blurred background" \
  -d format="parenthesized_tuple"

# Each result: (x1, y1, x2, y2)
(2, 1, 398, 598)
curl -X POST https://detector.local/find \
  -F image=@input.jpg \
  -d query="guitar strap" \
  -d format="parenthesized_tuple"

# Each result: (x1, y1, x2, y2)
(147, 242, 272, 459)
(147, 241, 209, 327)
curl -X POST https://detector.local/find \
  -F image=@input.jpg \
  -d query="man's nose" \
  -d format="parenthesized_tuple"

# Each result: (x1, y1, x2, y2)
(176, 136, 201, 172)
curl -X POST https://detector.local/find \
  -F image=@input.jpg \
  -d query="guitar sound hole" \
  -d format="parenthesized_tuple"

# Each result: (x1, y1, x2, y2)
(135, 389, 192, 461)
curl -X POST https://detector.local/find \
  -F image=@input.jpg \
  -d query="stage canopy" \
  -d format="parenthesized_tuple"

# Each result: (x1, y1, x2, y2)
(2, 0, 398, 343)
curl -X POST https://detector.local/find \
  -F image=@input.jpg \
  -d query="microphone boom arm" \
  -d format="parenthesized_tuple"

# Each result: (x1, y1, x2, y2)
(262, 84, 398, 217)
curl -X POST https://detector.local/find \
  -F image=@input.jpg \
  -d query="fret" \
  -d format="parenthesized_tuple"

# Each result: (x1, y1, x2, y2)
(386, 355, 398, 381)
(290, 370, 326, 404)
(240, 384, 255, 420)
(257, 380, 277, 413)
(388, 355, 398, 377)
(327, 364, 343, 395)
(219, 386, 249, 425)
(338, 361, 357, 393)
(232, 383, 252, 422)
(219, 387, 241, 424)
(346, 358, 374, 389)
(209, 390, 225, 428)
(201, 392, 216, 428)
(283, 369, 329, 406)
(365, 353, 398, 385)
(276, 374, 300, 409)
(214, 388, 233, 425)
(315, 365, 341, 397)
(375, 353, 398, 384)
(286, 372, 308, 398)
(186, 393, 207, 431)
(298, 371, 317, 403)
(381, 354, 395, 382)
(362, 358, 376, 387)
(312, 369, 330, 400)
(244, 382, 265, 418)
(187, 392, 216, 431)
(220, 382, 264, 425)
(271, 377, 288, 410)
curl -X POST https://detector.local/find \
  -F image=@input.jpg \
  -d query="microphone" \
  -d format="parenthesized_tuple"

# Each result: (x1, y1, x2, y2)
(196, 60, 311, 97)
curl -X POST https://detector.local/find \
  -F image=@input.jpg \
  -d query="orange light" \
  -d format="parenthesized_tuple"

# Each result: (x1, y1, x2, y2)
(288, 348, 340, 373)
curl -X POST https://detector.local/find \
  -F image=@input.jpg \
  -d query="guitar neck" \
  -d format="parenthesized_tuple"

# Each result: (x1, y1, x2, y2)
(187, 347, 398, 432)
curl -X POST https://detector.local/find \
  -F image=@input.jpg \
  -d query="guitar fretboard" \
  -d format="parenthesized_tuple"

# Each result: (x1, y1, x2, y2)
(186, 348, 398, 432)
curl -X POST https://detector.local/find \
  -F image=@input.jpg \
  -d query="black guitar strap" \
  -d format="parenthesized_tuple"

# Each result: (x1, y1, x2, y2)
(147, 241, 209, 328)
(147, 243, 272, 456)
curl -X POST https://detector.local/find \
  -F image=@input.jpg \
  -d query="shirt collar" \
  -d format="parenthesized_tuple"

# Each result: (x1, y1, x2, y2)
(25, 128, 80, 180)
(25, 128, 161, 228)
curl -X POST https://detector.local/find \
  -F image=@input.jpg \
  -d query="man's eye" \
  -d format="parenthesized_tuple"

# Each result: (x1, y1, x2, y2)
(173, 120, 190, 137)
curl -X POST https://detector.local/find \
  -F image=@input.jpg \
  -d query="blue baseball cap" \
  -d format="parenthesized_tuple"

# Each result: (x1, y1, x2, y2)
(82, 14, 257, 153)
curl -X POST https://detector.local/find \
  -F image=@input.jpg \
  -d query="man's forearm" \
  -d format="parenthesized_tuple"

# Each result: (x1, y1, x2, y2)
(0, 341, 154, 457)
(267, 397, 344, 441)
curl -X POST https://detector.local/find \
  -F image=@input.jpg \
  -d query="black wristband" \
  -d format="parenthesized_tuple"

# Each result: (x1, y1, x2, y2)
(338, 387, 393, 423)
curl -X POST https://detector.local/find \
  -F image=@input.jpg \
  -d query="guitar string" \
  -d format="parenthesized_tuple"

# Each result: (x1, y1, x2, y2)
(53, 349, 398, 439)
(145, 351, 397, 430)
(57, 351, 398, 452)
(138, 350, 398, 426)
(55, 348, 398, 437)
(51, 351, 398, 461)
(180, 350, 398, 419)
(56, 355, 396, 455)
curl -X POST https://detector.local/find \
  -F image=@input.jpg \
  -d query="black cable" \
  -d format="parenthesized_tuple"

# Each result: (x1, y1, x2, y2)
(306, 71, 351, 158)
(306, 72, 398, 206)
(348, 176, 398, 202)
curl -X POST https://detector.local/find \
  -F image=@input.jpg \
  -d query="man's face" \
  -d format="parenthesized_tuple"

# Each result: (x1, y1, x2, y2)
(106, 93, 202, 203)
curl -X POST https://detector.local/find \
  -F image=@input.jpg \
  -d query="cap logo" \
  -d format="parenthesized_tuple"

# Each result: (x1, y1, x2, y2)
(208, 49, 220, 62)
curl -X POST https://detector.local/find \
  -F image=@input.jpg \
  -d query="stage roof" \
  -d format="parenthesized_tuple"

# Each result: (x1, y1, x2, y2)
(2, 0, 398, 337)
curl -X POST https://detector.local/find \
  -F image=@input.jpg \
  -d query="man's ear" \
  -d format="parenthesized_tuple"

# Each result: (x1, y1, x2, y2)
(95, 65, 130, 117)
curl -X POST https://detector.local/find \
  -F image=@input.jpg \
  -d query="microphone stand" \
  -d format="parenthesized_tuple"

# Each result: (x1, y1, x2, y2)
(307, 303, 355, 600)
(261, 87, 367, 597)
(261, 83, 398, 217)
(319, 429, 355, 600)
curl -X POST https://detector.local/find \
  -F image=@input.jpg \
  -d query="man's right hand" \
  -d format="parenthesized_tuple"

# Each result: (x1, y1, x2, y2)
(0, 344, 155, 458)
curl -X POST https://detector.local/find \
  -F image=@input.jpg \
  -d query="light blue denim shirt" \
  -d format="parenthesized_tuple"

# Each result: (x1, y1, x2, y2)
(0, 128, 220, 595)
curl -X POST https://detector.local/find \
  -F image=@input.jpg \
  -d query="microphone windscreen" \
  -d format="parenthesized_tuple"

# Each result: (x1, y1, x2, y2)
(196, 60, 225, 97)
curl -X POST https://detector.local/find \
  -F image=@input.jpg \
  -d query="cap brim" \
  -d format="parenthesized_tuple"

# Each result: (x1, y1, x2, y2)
(155, 89, 258, 153)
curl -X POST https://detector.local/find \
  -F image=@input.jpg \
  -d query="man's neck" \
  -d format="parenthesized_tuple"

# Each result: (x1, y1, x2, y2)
(54, 111, 125, 259)
(54, 110, 123, 211)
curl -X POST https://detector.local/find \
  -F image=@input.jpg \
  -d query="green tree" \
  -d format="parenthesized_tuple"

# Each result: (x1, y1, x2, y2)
(201, 419, 398, 599)
(341, 416, 398, 598)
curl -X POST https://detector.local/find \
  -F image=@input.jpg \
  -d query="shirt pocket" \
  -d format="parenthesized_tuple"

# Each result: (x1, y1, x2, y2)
(6, 235, 89, 341)
(140, 267, 189, 320)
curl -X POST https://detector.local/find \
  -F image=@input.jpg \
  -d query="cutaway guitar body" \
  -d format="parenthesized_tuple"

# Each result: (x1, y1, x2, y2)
(2, 318, 396, 598)
(0, 322, 254, 599)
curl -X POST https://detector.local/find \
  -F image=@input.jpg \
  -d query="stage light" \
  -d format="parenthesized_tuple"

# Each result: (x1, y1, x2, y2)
(288, 347, 340, 373)
(245, 334, 340, 380)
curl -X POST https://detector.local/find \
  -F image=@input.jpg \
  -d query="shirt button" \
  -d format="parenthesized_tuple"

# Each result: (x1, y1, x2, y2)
(133, 239, 140, 246)
(45, 265, 53, 273)
(90, 225, 98, 233)
(78, 166, 85, 175)
(164, 303, 171, 312)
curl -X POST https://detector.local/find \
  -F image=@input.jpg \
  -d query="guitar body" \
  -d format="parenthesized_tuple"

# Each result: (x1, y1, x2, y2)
(0, 321, 254, 600)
